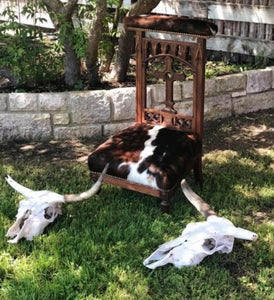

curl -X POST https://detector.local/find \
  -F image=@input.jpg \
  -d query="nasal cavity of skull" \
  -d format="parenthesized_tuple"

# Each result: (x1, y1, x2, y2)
(20, 209, 31, 228)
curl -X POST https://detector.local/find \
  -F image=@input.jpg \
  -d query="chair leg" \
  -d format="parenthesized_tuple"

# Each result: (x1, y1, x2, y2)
(160, 199, 171, 213)
(193, 156, 203, 189)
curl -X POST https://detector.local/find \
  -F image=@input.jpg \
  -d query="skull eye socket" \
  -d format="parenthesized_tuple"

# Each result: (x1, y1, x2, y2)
(44, 207, 54, 219)
(203, 238, 216, 251)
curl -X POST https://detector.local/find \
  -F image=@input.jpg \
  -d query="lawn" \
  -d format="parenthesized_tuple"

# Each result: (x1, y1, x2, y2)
(0, 109, 273, 300)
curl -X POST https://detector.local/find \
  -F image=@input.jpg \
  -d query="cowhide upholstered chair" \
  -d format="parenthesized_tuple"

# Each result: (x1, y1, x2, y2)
(88, 15, 217, 212)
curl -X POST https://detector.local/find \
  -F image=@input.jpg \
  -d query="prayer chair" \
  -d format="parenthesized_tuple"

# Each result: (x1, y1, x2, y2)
(88, 15, 217, 212)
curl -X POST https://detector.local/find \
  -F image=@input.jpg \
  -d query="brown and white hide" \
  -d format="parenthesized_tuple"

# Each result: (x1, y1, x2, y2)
(124, 15, 218, 37)
(88, 124, 202, 190)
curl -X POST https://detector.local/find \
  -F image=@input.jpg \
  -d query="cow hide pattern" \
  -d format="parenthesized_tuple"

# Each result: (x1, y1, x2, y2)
(88, 124, 202, 190)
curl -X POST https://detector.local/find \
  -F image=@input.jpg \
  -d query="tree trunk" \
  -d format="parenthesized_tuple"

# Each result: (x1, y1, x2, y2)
(86, 0, 107, 88)
(42, 0, 80, 87)
(110, 29, 135, 83)
(101, 0, 123, 73)
(110, 0, 161, 82)
(63, 33, 81, 87)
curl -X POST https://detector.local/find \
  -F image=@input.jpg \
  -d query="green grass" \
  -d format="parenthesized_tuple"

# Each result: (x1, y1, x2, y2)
(0, 110, 273, 300)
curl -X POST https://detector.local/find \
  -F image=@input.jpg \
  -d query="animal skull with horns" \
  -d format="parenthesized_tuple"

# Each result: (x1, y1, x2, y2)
(6, 162, 257, 268)
(143, 179, 258, 268)
(5, 164, 109, 243)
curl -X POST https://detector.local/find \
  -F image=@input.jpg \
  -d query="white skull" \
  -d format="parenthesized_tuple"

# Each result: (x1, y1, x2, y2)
(7, 198, 62, 243)
(5, 164, 108, 243)
(143, 215, 258, 269)
(6, 175, 64, 243)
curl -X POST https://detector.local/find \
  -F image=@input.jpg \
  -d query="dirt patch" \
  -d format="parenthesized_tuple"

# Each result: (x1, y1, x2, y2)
(203, 108, 274, 153)
(0, 138, 104, 165)
(0, 109, 273, 165)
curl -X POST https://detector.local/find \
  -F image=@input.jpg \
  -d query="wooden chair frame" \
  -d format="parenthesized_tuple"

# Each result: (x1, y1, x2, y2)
(90, 17, 213, 211)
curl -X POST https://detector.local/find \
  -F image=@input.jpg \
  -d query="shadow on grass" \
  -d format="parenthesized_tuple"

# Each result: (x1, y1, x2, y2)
(201, 150, 274, 213)
(204, 108, 274, 153)
(1, 159, 272, 299)
(0, 109, 273, 299)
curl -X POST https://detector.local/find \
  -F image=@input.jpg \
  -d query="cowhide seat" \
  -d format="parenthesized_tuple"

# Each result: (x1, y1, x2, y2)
(88, 123, 201, 188)
(88, 15, 217, 212)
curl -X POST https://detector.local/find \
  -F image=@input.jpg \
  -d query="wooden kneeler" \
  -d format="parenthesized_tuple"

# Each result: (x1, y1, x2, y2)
(89, 15, 217, 212)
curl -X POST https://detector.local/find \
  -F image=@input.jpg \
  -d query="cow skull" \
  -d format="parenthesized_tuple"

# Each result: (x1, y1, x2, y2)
(6, 164, 108, 243)
(144, 179, 258, 269)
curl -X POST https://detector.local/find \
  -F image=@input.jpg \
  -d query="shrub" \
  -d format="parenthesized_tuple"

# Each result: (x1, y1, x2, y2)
(0, 4, 63, 87)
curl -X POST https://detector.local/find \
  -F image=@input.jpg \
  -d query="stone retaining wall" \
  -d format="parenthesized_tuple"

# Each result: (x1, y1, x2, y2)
(0, 67, 274, 142)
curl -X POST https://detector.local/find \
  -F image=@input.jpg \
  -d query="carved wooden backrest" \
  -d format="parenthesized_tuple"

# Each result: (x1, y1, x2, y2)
(125, 15, 217, 141)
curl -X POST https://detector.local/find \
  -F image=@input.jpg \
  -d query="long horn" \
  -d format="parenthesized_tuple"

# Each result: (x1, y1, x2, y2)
(5, 175, 34, 197)
(181, 179, 216, 219)
(63, 163, 109, 203)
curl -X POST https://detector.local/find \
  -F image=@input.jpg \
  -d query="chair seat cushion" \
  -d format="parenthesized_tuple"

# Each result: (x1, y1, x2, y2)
(88, 124, 202, 190)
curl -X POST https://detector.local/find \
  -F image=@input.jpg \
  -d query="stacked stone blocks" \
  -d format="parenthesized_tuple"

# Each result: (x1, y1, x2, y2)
(0, 67, 273, 142)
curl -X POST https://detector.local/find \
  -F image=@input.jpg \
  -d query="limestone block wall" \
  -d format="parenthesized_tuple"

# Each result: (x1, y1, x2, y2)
(0, 67, 273, 142)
